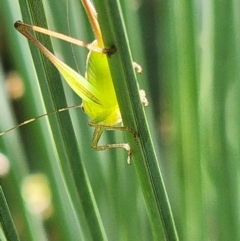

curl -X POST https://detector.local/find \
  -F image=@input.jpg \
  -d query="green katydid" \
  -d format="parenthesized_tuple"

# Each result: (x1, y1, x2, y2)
(0, 0, 148, 163)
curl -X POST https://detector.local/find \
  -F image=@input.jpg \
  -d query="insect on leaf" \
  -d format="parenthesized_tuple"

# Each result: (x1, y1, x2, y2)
(2, 0, 148, 163)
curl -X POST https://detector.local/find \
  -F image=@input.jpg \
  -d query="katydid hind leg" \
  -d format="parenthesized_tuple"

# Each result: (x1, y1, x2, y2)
(14, 21, 116, 55)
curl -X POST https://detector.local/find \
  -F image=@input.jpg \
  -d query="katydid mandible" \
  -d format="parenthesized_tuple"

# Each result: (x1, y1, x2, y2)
(1, 0, 148, 163)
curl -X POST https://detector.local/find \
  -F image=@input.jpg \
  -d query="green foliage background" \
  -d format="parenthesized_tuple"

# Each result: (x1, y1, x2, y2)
(0, 0, 239, 240)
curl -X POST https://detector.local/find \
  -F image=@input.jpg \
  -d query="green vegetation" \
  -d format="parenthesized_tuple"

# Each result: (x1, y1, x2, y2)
(0, 0, 239, 240)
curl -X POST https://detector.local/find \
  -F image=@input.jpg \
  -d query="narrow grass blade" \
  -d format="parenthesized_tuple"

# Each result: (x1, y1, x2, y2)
(94, 1, 179, 240)
(17, 0, 107, 239)
(0, 186, 20, 241)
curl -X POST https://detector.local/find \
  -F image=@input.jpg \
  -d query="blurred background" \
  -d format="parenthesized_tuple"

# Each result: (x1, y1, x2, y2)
(0, 0, 240, 240)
